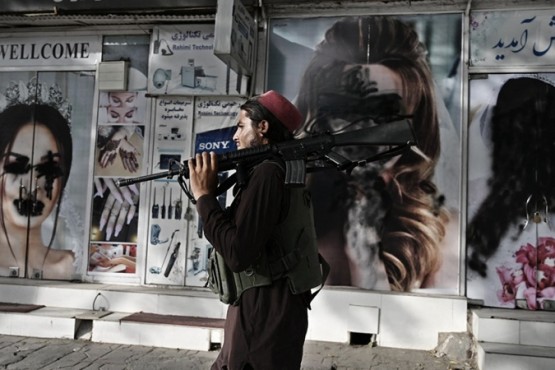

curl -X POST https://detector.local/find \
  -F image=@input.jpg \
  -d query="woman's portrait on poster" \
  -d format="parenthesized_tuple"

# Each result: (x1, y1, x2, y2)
(271, 15, 462, 293)
(0, 78, 75, 279)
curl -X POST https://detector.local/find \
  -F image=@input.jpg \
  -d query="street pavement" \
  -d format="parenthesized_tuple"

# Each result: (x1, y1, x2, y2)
(0, 334, 475, 370)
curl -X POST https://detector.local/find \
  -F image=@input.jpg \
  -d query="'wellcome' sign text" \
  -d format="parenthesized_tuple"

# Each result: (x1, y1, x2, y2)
(0, 35, 101, 67)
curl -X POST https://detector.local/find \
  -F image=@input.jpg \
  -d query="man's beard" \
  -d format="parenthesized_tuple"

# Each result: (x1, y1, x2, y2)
(248, 135, 265, 148)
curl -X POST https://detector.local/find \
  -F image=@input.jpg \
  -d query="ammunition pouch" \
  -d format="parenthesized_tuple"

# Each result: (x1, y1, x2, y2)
(207, 250, 273, 305)
(207, 185, 329, 306)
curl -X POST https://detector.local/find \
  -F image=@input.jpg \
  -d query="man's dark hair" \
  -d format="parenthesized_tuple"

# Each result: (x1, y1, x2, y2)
(240, 98, 293, 144)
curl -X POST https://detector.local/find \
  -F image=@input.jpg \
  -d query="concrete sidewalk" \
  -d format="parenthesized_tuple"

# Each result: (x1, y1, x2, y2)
(0, 334, 475, 370)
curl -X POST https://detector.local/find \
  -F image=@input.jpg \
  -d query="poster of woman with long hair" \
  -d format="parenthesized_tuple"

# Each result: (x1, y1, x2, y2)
(268, 14, 463, 294)
(0, 71, 95, 279)
(468, 73, 555, 310)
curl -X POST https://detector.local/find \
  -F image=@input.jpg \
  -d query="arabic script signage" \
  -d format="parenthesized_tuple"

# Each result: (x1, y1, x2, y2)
(470, 10, 555, 67)
(148, 24, 247, 96)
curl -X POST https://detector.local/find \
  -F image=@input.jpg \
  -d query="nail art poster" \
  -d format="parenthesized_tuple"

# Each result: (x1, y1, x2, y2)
(87, 93, 148, 274)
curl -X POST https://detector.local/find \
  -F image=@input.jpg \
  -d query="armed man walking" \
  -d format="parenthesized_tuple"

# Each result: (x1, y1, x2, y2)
(188, 90, 328, 370)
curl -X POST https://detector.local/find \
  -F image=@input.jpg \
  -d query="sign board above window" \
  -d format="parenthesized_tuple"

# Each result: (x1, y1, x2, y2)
(214, 0, 256, 76)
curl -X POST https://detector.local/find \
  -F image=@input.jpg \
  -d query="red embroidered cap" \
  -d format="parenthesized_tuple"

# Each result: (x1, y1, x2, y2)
(257, 90, 303, 133)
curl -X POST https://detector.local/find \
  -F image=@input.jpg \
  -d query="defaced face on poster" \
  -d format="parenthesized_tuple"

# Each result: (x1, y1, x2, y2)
(267, 14, 463, 293)
(0, 71, 95, 279)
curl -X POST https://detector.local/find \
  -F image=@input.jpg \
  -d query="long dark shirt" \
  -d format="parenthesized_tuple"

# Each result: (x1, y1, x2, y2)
(196, 162, 308, 370)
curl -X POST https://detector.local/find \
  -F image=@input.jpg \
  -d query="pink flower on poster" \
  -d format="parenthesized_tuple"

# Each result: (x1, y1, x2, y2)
(496, 237, 555, 310)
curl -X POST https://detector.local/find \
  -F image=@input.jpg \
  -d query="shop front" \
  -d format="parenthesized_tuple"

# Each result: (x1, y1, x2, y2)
(0, 0, 551, 355)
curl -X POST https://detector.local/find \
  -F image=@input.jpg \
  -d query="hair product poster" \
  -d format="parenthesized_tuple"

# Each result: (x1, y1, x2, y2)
(0, 71, 95, 279)
(267, 14, 463, 294)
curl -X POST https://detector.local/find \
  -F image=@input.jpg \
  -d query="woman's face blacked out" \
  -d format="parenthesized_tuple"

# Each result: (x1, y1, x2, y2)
(1, 122, 63, 230)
